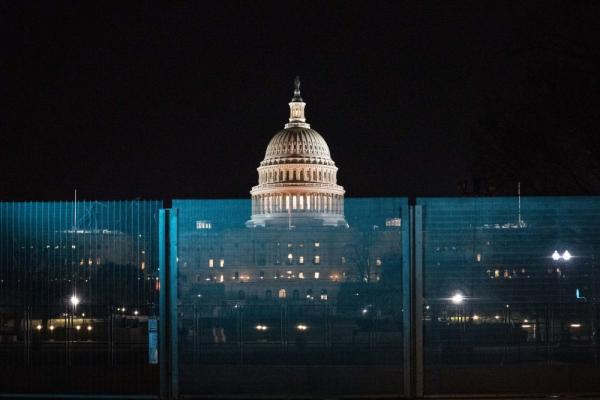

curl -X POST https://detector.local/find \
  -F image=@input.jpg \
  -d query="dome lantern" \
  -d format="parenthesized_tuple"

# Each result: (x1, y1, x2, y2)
(285, 76, 309, 129)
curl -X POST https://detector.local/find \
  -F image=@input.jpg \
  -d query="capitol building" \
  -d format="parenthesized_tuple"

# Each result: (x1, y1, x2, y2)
(176, 78, 402, 304)
(248, 77, 347, 228)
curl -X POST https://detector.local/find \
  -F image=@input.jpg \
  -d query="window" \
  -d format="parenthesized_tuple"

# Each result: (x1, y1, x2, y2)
(299, 256, 304, 264)
(298, 272, 304, 279)
(278, 289, 287, 299)
(314, 272, 320, 279)
(306, 289, 314, 299)
(341, 256, 346, 264)
(385, 218, 401, 227)
(196, 220, 212, 229)
(208, 259, 214, 268)
(376, 257, 382, 267)
(314, 255, 320, 264)
(314, 241, 320, 248)
(320, 289, 328, 301)
(287, 253, 293, 264)
(259, 271, 264, 279)
(219, 259, 225, 268)
(234, 271, 239, 280)
(219, 274, 224, 283)
(476, 253, 482, 262)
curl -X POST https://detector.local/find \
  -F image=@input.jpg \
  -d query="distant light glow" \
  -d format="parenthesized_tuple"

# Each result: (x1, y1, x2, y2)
(70, 295, 80, 307)
(562, 250, 572, 261)
(570, 323, 581, 328)
(552, 250, 561, 261)
(296, 324, 308, 331)
(36, 324, 42, 331)
(255, 324, 268, 331)
(522, 324, 532, 328)
(451, 293, 464, 304)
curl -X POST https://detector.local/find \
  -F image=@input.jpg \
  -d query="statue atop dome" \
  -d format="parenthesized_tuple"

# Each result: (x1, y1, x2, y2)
(292, 76, 303, 102)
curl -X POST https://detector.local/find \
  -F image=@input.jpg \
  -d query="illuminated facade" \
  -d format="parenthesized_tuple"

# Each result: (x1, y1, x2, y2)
(247, 77, 347, 228)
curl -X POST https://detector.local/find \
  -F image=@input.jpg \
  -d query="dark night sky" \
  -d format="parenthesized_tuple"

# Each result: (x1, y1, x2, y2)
(1, 1, 599, 200)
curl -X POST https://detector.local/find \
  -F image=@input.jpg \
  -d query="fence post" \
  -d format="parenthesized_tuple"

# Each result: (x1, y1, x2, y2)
(402, 205, 413, 397)
(414, 205, 424, 397)
(159, 209, 179, 399)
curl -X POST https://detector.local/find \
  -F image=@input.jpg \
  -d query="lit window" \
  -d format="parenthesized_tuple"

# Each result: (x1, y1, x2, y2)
(292, 196, 297, 209)
(288, 243, 293, 248)
(385, 218, 401, 227)
(320, 289, 328, 301)
(287, 253, 293, 264)
(208, 259, 214, 268)
(314, 272, 320, 279)
(298, 272, 304, 279)
(341, 256, 346, 264)
(494, 269, 500, 278)
(299, 256, 304, 264)
(376, 257, 382, 267)
(219, 274, 224, 283)
(278, 289, 287, 298)
(476, 253, 482, 262)
(196, 220, 212, 229)
(219, 259, 224, 268)
(314, 242, 320, 247)
(259, 271, 264, 279)
(314, 255, 320, 264)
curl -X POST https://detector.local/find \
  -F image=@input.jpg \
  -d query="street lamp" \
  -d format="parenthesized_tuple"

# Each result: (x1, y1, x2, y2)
(70, 295, 80, 307)
(451, 293, 464, 305)
(551, 250, 572, 261)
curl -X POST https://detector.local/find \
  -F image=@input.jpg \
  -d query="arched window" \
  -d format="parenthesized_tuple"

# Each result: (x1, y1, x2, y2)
(278, 289, 287, 299)
(306, 289, 313, 300)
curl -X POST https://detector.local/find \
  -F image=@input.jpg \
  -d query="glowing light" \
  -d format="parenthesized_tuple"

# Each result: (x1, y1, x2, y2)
(473, 315, 480, 320)
(451, 293, 464, 304)
(522, 324, 532, 328)
(49, 325, 55, 331)
(570, 323, 581, 328)
(562, 250, 572, 261)
(255, 324, 268, 331)
(494, 315, 500, 320)
(36, 324, 42, 331)
(134, 310, 139, 316)
(70, 295, 80, 307)
(524, 319, 529, 323)
(75, 325, 81, 331)
(552, 250, 561, 261)
(87, 325, 93, 331)
(296, 324, 308, 331)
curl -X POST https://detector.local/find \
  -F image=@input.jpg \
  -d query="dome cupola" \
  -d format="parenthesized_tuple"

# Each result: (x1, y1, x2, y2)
(247, 78, 347, 228)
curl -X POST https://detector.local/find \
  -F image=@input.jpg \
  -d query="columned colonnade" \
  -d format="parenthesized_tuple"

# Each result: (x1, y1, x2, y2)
(252, 192, 344, 215)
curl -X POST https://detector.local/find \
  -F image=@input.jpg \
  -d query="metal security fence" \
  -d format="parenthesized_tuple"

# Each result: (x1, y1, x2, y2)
(172, 198, 407, 398)
(0, 201, 161, 396)
(416, 197, 600, 395)
(1, 196, 600, 399)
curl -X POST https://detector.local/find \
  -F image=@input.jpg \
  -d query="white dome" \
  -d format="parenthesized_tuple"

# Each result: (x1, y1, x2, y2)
(248, 78, 346, 228)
